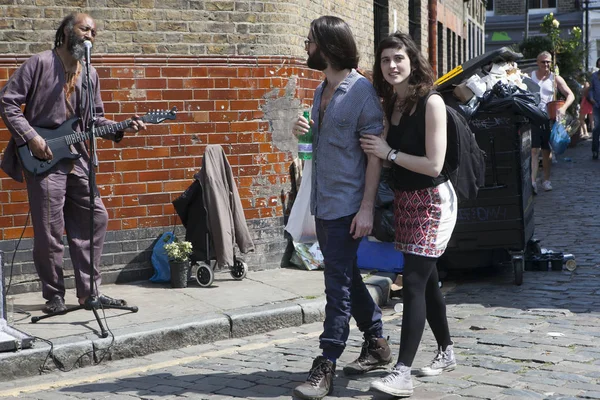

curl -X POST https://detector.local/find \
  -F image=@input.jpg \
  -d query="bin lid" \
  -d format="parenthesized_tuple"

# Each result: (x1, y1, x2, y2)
(436, 47, 523, 91)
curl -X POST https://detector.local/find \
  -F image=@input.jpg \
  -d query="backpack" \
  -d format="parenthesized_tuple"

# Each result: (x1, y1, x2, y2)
(443, 105, 486, 202)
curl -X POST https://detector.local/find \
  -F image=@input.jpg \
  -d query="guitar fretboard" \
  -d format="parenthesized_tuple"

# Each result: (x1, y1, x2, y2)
(64, 119, 133, 146)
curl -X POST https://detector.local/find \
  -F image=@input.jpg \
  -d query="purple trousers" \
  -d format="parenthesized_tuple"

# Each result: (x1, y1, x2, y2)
(25, 161, 108, 301)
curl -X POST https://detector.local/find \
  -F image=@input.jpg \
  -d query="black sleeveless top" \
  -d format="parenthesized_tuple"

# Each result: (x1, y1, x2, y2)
(386, 91, 448, 191)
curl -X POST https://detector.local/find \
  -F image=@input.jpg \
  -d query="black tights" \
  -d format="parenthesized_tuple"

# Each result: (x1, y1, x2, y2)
(397, 253, 452, 367)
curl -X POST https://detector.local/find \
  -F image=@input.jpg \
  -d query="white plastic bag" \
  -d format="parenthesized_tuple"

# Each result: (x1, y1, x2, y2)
(285, 160, 316, 243)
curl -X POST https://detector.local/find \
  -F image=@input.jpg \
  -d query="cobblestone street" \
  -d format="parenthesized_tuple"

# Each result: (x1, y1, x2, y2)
(0, 141, 598, 399)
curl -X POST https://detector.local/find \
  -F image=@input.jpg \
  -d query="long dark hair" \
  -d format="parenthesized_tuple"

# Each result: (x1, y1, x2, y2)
(309, 16, 359, 71)
(372, 32, 434, 117)
(54, 13, 78, 49)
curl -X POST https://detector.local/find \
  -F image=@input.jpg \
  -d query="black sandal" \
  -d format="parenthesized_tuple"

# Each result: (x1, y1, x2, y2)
(98, 294, 127, 307)
(43, 295, 67, 314)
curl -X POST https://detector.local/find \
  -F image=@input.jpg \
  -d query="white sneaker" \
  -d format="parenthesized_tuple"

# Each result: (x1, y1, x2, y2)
(417, 344, 457, 377)
(532, 181, 538, 195)
(542, 180, 553, 191)
(370, 364, 413, 397)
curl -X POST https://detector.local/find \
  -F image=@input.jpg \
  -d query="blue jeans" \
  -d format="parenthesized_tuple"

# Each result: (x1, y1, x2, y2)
(593, 107, 600, 153)
(316, 215, 383, 359)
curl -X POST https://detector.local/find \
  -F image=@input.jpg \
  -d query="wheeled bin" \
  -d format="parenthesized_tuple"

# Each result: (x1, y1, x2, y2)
(439, 111, 538, 285)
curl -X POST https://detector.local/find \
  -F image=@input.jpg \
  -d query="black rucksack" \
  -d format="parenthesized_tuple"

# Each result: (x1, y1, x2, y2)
(443, 105, 486, 202)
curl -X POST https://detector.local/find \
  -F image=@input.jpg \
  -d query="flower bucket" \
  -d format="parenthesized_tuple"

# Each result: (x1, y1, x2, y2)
(170, 260, 190, 288)
(547, 100, 565, 120)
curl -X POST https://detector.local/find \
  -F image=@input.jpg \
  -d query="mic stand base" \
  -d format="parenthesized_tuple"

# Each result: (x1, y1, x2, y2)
(30, 298, 139, 339)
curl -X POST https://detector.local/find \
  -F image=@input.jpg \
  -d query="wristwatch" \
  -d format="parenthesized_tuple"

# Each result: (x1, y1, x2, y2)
(389, 150, 398, 162)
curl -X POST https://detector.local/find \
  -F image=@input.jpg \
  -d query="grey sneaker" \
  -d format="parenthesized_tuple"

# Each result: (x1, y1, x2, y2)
(417, 344, 457, 376)
(343, 337, 392, 375)
(293, 356, 335, 400)
(370, 364, 413, 397)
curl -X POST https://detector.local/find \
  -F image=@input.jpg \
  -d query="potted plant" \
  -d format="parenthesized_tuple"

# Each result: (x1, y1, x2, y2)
(164, 238, 193, 288)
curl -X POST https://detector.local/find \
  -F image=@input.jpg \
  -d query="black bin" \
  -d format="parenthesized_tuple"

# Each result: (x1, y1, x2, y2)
(439, 111, 535, 286)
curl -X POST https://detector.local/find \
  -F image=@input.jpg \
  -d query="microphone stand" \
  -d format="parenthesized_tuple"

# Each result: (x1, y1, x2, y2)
(31, 42, 138, 338)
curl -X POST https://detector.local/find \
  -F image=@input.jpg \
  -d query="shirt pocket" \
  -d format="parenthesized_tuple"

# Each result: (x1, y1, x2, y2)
(327, 104, 356, 149)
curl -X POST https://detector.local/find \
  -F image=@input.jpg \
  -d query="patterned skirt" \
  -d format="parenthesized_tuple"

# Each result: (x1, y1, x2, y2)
(393, 181, 457, 258)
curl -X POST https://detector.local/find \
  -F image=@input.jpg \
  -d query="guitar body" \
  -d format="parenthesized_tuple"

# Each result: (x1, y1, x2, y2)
(18, 118, 82, 175)
(16, 108, 177, 176)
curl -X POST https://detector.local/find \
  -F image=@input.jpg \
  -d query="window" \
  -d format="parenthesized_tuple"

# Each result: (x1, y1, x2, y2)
(529, 0, 557, 10)
(374, 0, 389, 54)
(447, 28, 452, 74)
(458, 36, 462, 66)
(486, 0, 494, 16)
(438, 22, 444, 77)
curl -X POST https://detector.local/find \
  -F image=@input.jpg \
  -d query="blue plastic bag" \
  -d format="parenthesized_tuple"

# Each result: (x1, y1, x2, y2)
(550, 121, 570, 155)
(150, 232, 175, 282)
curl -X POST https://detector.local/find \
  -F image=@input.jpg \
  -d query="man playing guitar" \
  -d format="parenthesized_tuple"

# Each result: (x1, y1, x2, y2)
(0, 13, 146, 314)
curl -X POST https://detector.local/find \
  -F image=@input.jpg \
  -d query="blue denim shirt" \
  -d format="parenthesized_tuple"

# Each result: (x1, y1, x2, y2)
(310, 70, 384, 220)
(589, 71, 600, 109)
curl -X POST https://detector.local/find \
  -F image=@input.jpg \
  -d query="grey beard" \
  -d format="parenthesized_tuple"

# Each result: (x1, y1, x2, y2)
(70, 42, 85, 61)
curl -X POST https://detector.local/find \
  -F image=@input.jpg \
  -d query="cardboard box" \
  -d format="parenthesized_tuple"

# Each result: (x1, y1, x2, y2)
(453, 82, 475, 103)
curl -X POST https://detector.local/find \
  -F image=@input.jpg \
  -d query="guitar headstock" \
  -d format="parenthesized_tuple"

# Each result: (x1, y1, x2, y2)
(142, 107, 177, 124)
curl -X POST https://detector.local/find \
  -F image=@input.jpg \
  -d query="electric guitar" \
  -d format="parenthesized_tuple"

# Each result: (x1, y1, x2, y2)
(18, 107, 177, 175)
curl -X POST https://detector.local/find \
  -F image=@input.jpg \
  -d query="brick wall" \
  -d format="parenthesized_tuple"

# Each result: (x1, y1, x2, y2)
(0, 55, 323, 293)
(0, 0, 378, 70)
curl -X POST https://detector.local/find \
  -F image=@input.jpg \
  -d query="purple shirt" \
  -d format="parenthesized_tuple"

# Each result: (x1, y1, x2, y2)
(0, 49, 117, 182)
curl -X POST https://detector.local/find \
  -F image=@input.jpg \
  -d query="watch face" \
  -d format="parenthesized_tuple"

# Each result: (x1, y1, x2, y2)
(390, 152, 397, 161)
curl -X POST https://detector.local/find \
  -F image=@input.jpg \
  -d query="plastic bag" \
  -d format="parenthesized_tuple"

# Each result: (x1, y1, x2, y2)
(150, 232, 175, 282)
(285, 160, 316, 243)
(550, 121, 570, 155)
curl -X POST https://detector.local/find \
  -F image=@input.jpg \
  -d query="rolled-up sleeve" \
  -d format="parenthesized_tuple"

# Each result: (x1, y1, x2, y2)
(357, 88, 384, 137)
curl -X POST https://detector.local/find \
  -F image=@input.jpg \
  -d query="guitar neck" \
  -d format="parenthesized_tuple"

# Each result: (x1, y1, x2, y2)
(65, 119, 132, 146)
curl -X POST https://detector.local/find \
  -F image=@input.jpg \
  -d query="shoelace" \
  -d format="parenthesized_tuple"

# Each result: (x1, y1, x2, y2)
(306, 363, 331, 386)
(356, 340, 371, 362)
(380, 368, 404, 384)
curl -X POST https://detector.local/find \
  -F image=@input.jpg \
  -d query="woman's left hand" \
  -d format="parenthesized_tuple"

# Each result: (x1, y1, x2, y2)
(360, 134, 392, 160)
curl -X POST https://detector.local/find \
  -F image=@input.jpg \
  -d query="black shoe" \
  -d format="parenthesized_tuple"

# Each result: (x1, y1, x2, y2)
(343, 336, 392, 375)
(293, 356, 335, 400)
(593, 152, 598, 160)
(42, 295, 67, 314)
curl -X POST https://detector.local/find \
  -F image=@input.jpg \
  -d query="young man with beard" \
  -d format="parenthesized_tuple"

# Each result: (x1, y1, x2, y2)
(0, 13, 146, 314)
(291, 16, 391, 400)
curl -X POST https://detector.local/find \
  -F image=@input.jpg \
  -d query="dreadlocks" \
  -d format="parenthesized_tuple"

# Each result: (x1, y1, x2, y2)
(54, 13, 78, 49)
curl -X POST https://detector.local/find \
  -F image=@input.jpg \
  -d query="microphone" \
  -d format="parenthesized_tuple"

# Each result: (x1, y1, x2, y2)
(83, 40, 92, 62)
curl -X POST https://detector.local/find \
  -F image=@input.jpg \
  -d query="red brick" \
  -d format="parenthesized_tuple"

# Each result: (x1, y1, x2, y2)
(184, 78, 215, 89)
(107, 220, 122, 230)
(209, 111, 238, 122)
(162, 67, 192, 77)
(208, 67, 238, 78)
(121, 218, 138, 229)
(139, 170, 170, 182)
(138, 147, 170, 158)
(138, 215, 172, 227)
(191, 66, 208, 77)
(193, 89, 209, 99)
(209, 90, 237, 100)
(115, 207, 147, 218)
(208, 133, 237, 144)
(122, 148, 139, 160)
(114, 183, 146, 195)
(168, 79, 184, 89)
(136, 79, 167, 89)
(230, 121, 259, 132)
(145, 67, 161, 77)
(230, 78, 256, 88)
(123, 172, 139, 183)
(230, 100, 259, 111)
(3, 227, 34, 240)
(237, 67, 252, 78)
(163, 90, 192, 101)
(122, 195, 140, 206)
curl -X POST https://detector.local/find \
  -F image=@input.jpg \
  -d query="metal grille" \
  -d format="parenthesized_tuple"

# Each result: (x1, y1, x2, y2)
(374, 0, 389, 52)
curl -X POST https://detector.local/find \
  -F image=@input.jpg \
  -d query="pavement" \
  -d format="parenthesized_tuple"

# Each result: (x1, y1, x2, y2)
(0, 136, 599, 395)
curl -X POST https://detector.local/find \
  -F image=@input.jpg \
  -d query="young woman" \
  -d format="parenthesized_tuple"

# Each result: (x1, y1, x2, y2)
(360, 32, 457, 397)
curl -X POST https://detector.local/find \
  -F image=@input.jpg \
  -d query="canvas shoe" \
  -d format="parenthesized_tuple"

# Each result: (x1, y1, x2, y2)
(417, 344, 457, 376)
(532, 181, 538, 195)
(293, 356, 335, 400)
(542, 180, 553, 191)
(343, 336, 392, 375)
(370, 364, 413, 397)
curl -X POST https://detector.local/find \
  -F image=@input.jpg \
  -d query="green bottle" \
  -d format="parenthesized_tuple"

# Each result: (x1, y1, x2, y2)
(298, 110, 313, 160)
